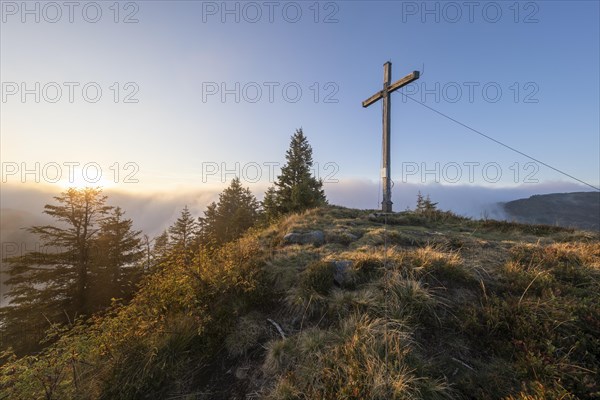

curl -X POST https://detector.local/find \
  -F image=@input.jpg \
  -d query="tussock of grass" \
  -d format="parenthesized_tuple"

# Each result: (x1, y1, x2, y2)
(283, 260, 336, 319)
(384, 274, 441, 326)
(349, 254, 386, 285)
(264, 315, 453, 400)
(284, 286, 328, 321)
(300, 260, 336, 295)
(327, 288, 382, 318)
(225, 312, 267, 357)
(265, 249, 320, 293)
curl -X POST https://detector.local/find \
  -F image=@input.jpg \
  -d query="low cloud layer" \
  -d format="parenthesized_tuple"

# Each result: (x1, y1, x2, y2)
(324, 179, 592, 219)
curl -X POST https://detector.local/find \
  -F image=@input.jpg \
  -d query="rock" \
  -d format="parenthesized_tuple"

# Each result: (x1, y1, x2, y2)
(332, 260, 353, 286)
(303, 230, 325, 245)
(283, 232, 302, 244)
(234, 367, 250, 379)
(283, 230, 325, 246)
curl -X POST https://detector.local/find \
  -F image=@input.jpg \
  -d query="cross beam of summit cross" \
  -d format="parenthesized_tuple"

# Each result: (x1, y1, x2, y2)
(362, 62, 420, 213)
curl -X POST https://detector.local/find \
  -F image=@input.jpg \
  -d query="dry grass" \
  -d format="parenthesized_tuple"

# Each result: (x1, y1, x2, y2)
(3, 205, 598, 399)
(261, 208, 599, 399)
(225, 312, 267, 357)
(264, 315, 453, 400)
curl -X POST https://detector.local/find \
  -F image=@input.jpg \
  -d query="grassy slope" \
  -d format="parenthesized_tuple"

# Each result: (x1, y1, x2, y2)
(1, 206, 599, 399)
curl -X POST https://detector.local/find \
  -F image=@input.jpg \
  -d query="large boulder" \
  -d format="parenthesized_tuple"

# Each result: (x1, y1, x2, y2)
(283, 230, 325, 246)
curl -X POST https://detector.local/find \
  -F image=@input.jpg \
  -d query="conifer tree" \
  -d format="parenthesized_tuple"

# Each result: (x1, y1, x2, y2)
(153, 230, 170, 256)
(0, 188, 112, 353)
(263, 128, 327, 219)
(261, 186, 278, 219)
(199, 177, 259, 246)
(415, 191, 438, 215)
(168, 206, 199, 265)
(90, 207, 143, 306)
(423, 195, 439, 214)
(416, 191, 426, 213)
(143, 230, 169, 271)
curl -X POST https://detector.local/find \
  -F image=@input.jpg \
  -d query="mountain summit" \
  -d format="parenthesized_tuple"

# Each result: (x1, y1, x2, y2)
(1, 207, 599, 399)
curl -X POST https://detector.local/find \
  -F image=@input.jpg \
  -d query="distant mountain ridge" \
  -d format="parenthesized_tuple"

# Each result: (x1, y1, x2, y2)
(502, 191, 600, 231)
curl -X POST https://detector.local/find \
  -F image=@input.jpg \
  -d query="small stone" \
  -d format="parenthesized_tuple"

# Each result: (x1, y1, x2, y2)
(234, 367, 249, 379)
(332, 260, 353, 286)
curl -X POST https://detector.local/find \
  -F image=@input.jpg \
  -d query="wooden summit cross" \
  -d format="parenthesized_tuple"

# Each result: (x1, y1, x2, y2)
(362, 62, 420, 212)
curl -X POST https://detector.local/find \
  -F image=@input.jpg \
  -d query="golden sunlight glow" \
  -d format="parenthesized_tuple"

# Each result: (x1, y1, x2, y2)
(57, 176, 116, 190)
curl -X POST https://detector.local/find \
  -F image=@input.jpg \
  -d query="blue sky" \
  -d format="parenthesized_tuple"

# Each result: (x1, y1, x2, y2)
(1, 0, 599, 211)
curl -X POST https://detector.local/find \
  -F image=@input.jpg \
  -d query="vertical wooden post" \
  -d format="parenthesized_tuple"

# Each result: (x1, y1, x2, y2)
(362, 62, 420, 213)
(382, 62, 392, 212)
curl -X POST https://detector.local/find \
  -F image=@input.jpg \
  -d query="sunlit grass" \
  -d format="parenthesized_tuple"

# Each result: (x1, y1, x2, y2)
(2, 205, 598, 399)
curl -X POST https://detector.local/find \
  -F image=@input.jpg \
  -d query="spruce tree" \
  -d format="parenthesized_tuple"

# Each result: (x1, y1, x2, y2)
(423, 195, 439, 214)
(199, 177, 259, 246)
(168, 206, 199, 265)
(262, 186, 278, 219)
(416, 191, 426, 213)
(90, 207, 143, 306)
(415, 192, 438, 215)
(143, 230, 169, 271)
(263, 128, 327, 219)
(153, 230, 170, 257)
(0, 188, 112, 353)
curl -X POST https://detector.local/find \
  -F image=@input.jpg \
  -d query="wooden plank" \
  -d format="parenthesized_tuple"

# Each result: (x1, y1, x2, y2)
(362, 90, 383, 108)
(387, 71, 420, 94)
(382, 62, 392, 212)
(363, 71, 420, 108)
